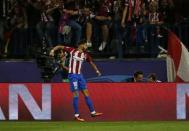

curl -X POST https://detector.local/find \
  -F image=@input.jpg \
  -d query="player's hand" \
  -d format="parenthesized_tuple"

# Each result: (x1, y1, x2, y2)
(96, 70, 101, 76)
(49, 50, 55, 57)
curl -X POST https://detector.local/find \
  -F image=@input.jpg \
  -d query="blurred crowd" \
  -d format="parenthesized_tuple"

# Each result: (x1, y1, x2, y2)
(0, 0, 188, 59)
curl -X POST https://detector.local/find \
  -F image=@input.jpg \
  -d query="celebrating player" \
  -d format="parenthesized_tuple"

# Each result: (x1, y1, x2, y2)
(50, 40, 103, 121)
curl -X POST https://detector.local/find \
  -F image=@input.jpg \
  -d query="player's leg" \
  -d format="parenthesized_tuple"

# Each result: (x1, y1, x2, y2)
(81, 89, 103, 117)
(68, 74, 85, 121)
(72, 91, 84, 121)
(81, 89, 95, 113)
(78, 74, 102, 117)
(72, 91, 79, 116)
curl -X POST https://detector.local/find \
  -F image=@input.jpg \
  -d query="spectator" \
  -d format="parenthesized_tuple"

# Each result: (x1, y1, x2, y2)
(94, 0, 113, 51)
(8, 3, 28, 57)
(122, 71, 144, 82)
(62, 0, 82, 46)
(57, 0, 71, 45)
(36, 0, 57, 47)
(147, 73, 161, 82)
(148, 0, 159, 24)
(82, 2, 96, 48)
(159, 0, 175, 24)
(25, 0, 41, 28)
(0, 0, 187, 59)
(109, 0, 129, 59)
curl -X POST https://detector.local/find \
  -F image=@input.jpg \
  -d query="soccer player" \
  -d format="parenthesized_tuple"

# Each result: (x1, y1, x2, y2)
(50, 40, 103, 121)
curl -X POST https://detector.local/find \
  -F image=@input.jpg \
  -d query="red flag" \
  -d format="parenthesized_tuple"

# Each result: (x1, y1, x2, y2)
(167, 31, 189, 82)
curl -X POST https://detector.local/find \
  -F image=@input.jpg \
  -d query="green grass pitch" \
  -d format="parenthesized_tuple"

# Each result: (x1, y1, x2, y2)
(1, 121, 189, 131)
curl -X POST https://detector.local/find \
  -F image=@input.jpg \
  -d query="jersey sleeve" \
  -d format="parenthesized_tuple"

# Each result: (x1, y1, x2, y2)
(63, 46, 74, 52)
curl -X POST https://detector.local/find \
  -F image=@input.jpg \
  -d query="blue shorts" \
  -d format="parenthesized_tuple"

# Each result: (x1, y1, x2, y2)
(68, 73, 87, 92)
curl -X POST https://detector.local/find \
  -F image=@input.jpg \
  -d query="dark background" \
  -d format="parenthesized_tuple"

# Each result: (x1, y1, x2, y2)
(174, 0, 189, 17)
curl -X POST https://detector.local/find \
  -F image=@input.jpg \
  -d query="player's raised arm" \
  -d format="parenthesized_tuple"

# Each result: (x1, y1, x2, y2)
(49, 45, 64, 56)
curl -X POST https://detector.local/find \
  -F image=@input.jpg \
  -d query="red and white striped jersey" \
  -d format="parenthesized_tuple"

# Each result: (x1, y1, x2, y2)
(64, 46, 92, 74)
